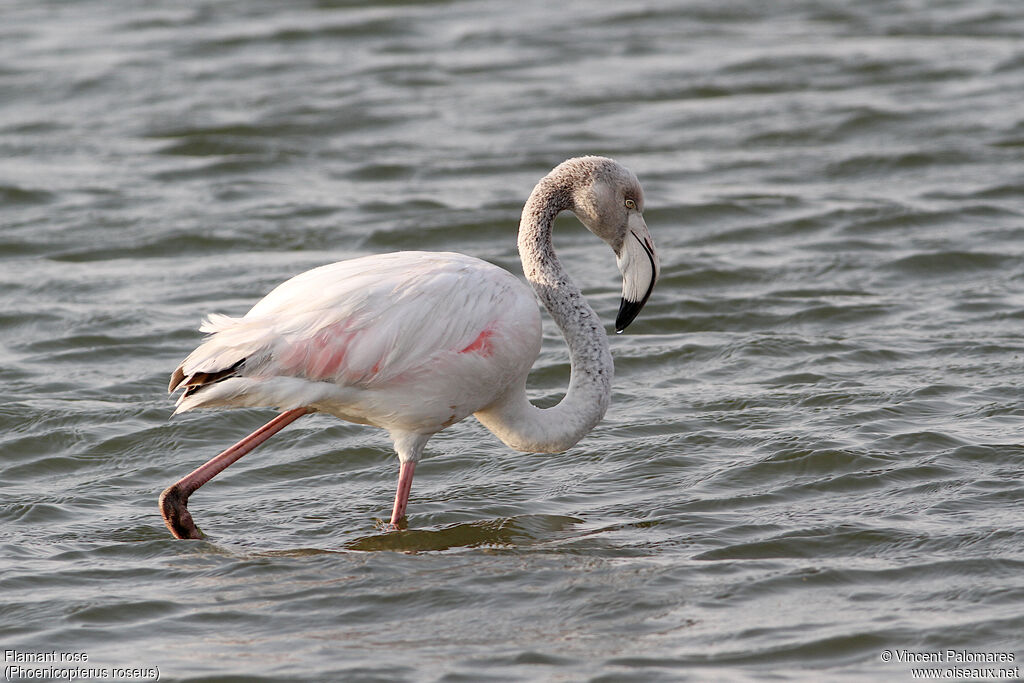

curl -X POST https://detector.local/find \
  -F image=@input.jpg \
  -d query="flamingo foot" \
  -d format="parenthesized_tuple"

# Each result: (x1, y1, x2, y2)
(159, 484, 204, 539)
(377, 516, 408, 533)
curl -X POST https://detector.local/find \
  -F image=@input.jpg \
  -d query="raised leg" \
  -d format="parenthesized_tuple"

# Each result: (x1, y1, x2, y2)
(389, 460, 416, 527)
(160, 407, 312, 539)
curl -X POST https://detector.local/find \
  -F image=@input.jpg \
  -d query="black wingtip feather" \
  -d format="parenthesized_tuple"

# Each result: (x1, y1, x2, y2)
(169, 358, 247, 397)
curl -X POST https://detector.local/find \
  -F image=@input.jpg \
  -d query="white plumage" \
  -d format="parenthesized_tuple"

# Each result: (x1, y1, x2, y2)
(174, 252, 540, 439)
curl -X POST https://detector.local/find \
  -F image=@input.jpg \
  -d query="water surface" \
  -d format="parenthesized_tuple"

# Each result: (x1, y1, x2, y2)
(2, 0, 1024, 680)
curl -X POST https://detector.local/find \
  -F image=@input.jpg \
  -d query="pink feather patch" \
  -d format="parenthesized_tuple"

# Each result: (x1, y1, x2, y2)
(459, 327, 495, 357)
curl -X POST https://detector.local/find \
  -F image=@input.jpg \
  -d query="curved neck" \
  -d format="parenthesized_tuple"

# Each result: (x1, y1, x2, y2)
(475, 179, 613, 453)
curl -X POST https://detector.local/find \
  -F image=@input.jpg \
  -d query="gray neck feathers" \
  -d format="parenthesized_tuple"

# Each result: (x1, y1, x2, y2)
(475, 172, 613, 453)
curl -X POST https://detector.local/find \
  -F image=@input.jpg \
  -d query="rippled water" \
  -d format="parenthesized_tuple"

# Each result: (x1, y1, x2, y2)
(3, 1, 1024, 680)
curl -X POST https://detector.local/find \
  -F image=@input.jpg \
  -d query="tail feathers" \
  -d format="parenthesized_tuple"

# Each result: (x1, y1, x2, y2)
(169, 313, 267, 395)
(198, 312, 240, 334)
(168, 358, 247, 396)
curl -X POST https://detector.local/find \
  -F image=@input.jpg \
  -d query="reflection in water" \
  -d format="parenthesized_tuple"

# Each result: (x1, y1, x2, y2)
(346, 515, 585, 553)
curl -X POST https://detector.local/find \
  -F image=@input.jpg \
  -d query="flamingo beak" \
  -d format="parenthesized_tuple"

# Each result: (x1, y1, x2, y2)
(615, 213, 660, 332)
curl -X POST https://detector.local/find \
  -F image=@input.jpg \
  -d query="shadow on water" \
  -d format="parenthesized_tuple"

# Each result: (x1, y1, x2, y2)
(343, 514, 585, 553)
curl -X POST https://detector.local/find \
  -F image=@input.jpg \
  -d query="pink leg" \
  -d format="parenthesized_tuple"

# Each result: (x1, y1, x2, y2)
(160, 407, 312, 539)
(389, 460, 416, 527)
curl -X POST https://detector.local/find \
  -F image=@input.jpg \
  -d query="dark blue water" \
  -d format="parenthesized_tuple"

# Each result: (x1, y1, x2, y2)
(2, 1, 1023, 680)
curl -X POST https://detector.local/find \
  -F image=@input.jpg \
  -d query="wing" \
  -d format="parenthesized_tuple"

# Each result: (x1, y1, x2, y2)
(169, 251, 533, 408)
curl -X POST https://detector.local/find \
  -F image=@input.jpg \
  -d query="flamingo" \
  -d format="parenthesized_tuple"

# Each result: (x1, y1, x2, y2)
(160, 156, 659, 539)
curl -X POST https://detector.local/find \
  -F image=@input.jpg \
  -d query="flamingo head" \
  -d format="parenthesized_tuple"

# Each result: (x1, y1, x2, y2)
(560, 156, 661, 332)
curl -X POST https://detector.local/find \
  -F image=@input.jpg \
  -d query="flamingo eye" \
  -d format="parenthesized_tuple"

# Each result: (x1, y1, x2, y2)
(625, 199, 637, 210)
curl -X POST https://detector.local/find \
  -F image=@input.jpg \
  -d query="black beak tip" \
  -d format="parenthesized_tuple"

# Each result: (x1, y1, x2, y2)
(615, 297, 645, 333)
